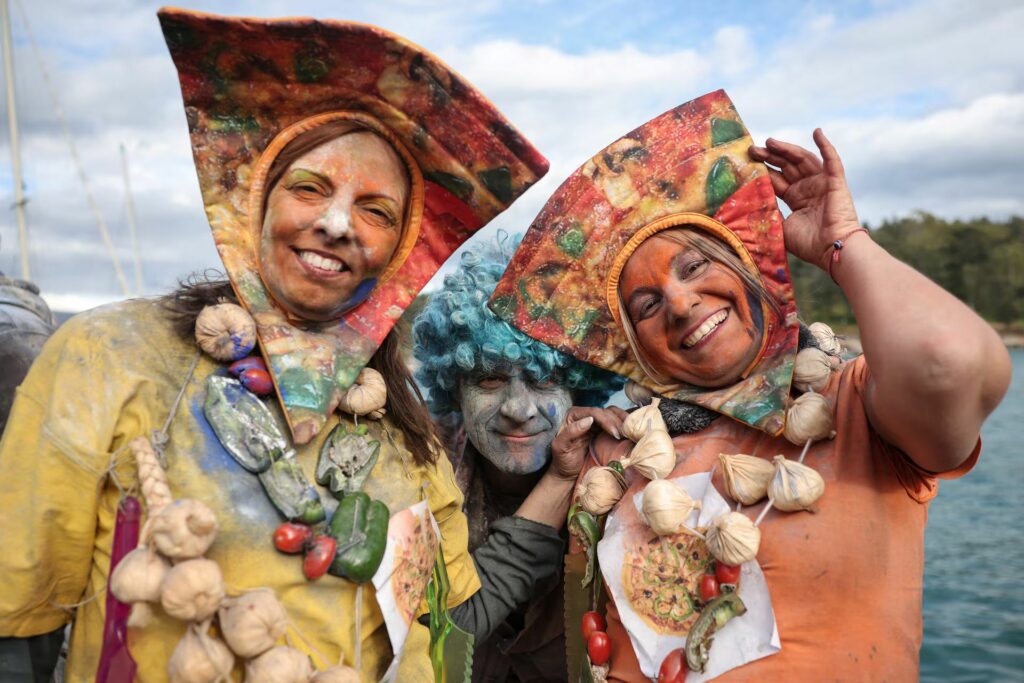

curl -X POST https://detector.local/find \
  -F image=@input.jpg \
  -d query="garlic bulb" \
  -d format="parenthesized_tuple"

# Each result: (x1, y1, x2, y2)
(245, 646, 315, 683)
(337, 367, 387, 418)
(167, 627, 234, 683)
(624, 380, 656, 407)
(808, 321, 842, 356)
(311, 665, 361, 683)
(218, 589, 288, 658)
(621, 398, 665, 442)
(194, 303, 256, 362)
(621, 427, 676, 480)
(705, 512, 761, 566)
(640, 479, 700, 536)
(149, 499, 219, 560)
(110, 545, 170, 604)
(127, 602, 154, 630)
(575, 466, 626, 515)
(160, 558, 225, 622)
(783, 392, 835, 445)
(769, 455, 825, 512)
(792, 348, 833, 393)
(718, 454, 774, 505)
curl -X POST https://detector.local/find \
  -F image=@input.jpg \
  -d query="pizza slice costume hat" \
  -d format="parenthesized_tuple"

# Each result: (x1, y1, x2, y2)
(490, 90, 799, 434)
(159, 8, 548, 444)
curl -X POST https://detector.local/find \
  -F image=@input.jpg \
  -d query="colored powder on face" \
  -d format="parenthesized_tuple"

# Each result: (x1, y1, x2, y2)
(339, 277, 378, 313)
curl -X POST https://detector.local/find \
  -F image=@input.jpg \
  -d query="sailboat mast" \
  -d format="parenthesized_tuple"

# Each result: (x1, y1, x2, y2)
(0, 0, 28, 280)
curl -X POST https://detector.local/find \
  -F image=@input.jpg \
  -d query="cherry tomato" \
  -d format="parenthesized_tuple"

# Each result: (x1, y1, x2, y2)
(240, 368, 273, 396)
(303, 535, 337, 580)
(229, 355, 267, 376)
(587, 631, 611, 666)
(581, 611, 606, 640)
(699, 574, 720, 602)
(273, 522, 313, 554)
(715, 563, 741, 585)
(657, 648, 687, 683)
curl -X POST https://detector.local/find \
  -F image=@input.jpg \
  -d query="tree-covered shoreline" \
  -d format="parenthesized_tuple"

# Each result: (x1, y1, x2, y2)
(790, 213, 1024, 344)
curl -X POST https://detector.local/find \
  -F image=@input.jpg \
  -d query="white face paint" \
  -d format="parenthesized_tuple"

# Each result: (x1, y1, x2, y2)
(458, 367, 572, 476)
(316, 200, 354, 240)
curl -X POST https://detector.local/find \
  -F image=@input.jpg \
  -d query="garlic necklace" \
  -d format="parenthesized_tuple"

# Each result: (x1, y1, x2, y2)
(114, 436, 363, 682)
(632, 323, 841, 568)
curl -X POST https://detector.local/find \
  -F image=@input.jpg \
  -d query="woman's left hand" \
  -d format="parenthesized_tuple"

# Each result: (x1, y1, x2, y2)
(749, 129, 862, 270)
(548, 406, 627, 482)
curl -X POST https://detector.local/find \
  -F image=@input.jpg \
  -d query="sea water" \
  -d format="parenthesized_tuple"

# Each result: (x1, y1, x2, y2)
(921, 349, 1024, 681)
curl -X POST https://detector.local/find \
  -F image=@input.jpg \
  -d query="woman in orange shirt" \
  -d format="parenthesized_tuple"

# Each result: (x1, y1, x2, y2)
(490, 91, 1011, 680)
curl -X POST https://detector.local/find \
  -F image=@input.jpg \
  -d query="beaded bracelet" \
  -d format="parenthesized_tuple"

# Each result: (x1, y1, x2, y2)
(825, 227, 869, 282)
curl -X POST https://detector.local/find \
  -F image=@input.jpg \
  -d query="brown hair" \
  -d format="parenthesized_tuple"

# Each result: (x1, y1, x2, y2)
(161, 275, 440, 466)
(617, 226, 781, 386)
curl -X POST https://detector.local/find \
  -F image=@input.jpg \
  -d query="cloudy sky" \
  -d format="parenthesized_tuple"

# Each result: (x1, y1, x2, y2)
(1, 0, 1022, 313)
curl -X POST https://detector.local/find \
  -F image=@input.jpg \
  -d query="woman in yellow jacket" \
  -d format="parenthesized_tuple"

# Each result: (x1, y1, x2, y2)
(0, 9, 617, 682)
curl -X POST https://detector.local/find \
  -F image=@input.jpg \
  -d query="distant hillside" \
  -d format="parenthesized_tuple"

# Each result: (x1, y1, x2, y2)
(789, 213, 1024, 333)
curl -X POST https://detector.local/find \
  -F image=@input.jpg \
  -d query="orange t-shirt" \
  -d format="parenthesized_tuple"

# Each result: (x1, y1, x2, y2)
(585, 355, 979, 682)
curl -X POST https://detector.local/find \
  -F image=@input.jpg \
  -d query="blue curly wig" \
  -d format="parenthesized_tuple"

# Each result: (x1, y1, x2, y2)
(414, 234, 623, 418)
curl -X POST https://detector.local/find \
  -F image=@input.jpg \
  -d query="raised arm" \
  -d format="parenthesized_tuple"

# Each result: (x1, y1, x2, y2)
(750, 130, 1011, 472)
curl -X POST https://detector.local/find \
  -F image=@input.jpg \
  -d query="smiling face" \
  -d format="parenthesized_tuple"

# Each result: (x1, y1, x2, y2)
(458, 367, 572, 476)
(619, 231, 762, 387)
(259, 131, 410, 321)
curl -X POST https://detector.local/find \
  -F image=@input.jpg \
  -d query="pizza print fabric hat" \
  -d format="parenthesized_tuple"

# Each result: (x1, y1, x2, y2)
(490, 90, 799, 434)
(159, 8, 548, 444)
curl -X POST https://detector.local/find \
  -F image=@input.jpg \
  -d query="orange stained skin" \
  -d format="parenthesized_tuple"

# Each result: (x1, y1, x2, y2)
(260, 132, 410, 322)
(620, 234, 761, 387)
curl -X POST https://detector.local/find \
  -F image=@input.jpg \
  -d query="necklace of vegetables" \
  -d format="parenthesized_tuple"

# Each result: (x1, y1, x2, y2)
(112, 434, 362, 682)
(197, 303, 391, 585)
(107, 302, 393, 681)
(572, 322, 845, 679)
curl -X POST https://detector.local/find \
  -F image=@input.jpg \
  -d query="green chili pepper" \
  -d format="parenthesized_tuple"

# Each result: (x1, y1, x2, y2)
(327, 492, 389, 583)
(568, 506, 601, 589)
(685, 592, 747, 673)
(568, 506, 599, 548)
(608, 460, 625, 475)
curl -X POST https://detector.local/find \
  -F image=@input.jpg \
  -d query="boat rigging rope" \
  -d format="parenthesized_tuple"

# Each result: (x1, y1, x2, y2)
(12, 0, 131, 296)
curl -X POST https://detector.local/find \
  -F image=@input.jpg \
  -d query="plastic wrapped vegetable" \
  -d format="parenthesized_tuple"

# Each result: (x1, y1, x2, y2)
(96, 496, 141, 683)
(204, 376, 289, 473)
(316, 423, 381, 498)
(328, 491, 389, 583)
(259, 456, 326, 525)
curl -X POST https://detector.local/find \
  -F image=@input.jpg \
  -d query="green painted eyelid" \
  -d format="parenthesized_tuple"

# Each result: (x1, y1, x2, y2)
(283, 169, 330, 191)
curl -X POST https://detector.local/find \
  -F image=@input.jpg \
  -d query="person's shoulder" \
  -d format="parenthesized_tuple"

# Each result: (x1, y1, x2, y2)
(61, 297, 177, 340)
(53, 297, 192, 365)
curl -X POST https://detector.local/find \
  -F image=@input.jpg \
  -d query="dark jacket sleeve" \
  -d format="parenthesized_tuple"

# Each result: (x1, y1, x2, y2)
(446, 516, 565, 640)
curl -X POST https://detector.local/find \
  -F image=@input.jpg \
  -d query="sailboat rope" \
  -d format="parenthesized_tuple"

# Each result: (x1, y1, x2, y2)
(12, 0, 131, 296)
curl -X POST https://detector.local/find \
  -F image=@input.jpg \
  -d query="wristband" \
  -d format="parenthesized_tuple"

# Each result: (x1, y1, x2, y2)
(825, 227, 869, 282)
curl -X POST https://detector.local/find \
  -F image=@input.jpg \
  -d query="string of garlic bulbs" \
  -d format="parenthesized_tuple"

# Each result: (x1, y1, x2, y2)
(115, 435, 360, 682)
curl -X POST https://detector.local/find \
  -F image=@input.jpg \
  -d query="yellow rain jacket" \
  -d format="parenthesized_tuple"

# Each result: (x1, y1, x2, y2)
(0, 298, 480, 682)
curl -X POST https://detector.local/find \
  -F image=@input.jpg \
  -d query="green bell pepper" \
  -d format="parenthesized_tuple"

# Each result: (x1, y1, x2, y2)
(327, 491, 389, 583)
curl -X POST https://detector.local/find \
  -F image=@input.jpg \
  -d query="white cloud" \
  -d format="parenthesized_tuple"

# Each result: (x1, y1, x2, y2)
(2, 0, 1023, 311)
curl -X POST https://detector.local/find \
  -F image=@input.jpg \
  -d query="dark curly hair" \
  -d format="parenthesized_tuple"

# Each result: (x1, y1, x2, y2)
(413, 234, 623, 417)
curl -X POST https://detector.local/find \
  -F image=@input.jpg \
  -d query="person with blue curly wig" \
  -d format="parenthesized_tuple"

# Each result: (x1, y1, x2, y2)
(413, 234, 623, 682)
